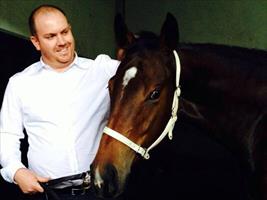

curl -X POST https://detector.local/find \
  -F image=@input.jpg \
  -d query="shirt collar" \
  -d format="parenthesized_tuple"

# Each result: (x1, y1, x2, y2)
(38, 52, 87, 71)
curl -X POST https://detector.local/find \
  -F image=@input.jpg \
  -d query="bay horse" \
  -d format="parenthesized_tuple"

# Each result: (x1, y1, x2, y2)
(91, 13, 267, 200)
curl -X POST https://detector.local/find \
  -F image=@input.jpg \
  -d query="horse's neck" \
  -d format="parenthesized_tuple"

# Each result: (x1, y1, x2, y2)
(177, 47, 266, 161)
(178, 45, 267, 108)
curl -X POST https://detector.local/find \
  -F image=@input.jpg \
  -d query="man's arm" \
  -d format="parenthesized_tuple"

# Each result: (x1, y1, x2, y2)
(0, 78, 49, 193)
(0, 77, 26, 183)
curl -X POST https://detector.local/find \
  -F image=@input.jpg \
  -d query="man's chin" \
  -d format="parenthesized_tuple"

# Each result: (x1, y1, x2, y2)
(58, 55, 74, 65)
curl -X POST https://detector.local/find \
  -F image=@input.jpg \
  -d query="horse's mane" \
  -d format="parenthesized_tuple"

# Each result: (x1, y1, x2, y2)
(177, 43, 267, 107)
(128, 32, 267, 73)
(179, 43, 267, 72)
(125, 31, 160, 55)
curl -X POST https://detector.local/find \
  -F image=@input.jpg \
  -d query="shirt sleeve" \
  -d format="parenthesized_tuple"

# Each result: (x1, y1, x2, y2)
(0, 77, 26, 183)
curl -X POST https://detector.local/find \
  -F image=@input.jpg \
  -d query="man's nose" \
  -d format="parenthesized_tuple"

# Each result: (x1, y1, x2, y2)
(57, 35, 66, 45)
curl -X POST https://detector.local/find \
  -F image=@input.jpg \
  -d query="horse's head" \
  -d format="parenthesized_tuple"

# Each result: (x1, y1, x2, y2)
(90, 13, 179, 198)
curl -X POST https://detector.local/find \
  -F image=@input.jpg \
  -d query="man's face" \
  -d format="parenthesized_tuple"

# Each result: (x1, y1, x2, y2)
(30, 10, 75, 71)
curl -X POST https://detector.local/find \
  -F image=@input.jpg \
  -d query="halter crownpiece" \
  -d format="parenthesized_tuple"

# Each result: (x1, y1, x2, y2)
(103, 50, 181, 159)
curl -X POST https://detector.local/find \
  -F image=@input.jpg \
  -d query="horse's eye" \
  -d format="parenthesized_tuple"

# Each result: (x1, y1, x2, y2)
(149, 89, 160, 100)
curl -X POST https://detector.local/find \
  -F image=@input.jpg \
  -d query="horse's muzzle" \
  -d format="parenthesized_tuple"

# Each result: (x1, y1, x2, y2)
(91, 163, 123, 198)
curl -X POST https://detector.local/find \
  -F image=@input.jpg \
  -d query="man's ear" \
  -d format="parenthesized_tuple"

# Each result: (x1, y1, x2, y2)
(30, 36, 41, 51)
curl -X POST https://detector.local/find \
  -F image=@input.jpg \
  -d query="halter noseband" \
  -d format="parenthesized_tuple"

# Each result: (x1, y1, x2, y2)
(103, 50, 181, 159)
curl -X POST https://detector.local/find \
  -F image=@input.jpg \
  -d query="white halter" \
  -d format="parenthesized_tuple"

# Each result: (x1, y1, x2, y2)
(103, 50, 181, 159)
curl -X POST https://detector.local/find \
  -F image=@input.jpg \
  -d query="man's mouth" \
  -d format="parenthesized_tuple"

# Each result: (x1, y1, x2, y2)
(57, 47, 69, 56)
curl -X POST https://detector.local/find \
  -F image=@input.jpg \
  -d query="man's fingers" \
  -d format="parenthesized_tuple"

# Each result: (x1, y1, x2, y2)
(14, 168, 51, 194)
(35, 182, 45, 193)
(36, 175, 50, 183)
(36, 176, 50, 193)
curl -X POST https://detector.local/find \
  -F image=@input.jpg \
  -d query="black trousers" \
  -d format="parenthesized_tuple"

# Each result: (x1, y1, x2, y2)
(21, 189, 125, 200)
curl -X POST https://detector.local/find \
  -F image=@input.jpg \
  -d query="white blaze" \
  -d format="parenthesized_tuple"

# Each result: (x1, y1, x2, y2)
(122, 67, 138, 87)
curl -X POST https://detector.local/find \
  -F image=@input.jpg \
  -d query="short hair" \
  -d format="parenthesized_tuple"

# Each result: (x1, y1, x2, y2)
(28, 4, 67, 36)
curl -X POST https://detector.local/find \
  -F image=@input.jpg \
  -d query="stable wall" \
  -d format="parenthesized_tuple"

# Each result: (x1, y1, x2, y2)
(125, 0, 267, 50)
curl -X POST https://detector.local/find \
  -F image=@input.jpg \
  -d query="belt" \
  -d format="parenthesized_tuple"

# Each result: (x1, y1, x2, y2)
(53, 184, 90, 196)
(40, 171, 91, 200)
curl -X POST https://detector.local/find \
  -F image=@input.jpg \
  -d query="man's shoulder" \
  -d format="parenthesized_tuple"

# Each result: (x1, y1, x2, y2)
(94, 54, 119, 63)
(93, 54, 120, 70)
(93, 54, 120, 77)
(77, 54, 119, 71)
(76, 56, 92, 66)
(78, 54, 118, 63)
(10, 61, 41, 82)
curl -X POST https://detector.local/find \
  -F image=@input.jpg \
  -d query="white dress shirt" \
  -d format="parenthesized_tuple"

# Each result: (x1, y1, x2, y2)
(0, 54, 120, 183)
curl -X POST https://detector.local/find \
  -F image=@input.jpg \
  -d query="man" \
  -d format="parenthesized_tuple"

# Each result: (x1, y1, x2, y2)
(0, 4, 121, 200)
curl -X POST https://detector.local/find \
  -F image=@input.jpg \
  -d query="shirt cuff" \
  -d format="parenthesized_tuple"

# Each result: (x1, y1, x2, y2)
(0, 161, 26, 183)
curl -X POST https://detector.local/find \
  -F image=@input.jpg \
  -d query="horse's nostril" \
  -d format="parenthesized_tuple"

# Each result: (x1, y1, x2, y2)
(103, 164, 119, 197)
(91, 163, 120, 198)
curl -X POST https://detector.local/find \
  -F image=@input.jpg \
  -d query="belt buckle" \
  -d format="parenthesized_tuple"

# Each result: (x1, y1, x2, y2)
(71, 171, 91, 196)
(71, 187, 86, 196)
(83, 171, 91, 186)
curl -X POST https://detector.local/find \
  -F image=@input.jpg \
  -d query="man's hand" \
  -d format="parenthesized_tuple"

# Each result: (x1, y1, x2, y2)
(14, 168, 50, 194)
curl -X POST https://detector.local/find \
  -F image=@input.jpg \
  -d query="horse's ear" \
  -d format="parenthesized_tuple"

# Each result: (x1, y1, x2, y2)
(159, 12, 179, 50)
(114, 13, 135, 60)
(114, 13, 135, 48)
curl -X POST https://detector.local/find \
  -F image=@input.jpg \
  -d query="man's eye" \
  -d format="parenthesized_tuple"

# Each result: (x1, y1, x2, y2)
(62, 30, 68, 35)
(45, 35, 54, 39)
